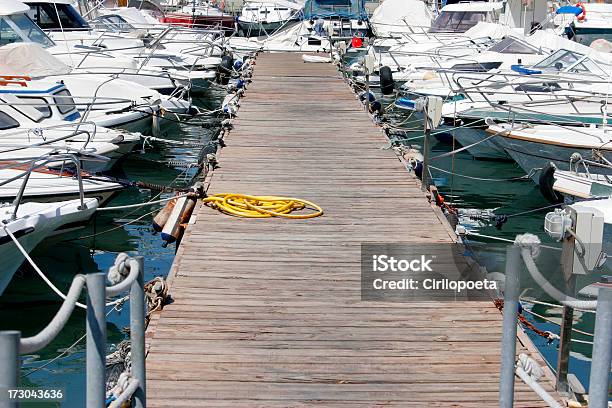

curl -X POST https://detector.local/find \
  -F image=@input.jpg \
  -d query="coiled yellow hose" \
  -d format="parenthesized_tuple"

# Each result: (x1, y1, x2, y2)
(203, 193, 323, 219)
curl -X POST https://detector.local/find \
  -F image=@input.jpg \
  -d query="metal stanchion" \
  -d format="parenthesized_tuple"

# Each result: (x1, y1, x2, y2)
(499, 245, 521, 408)
(588, 285, 612, 408)
(0, 331, 20, 408)
(86, 273, 107, 408)
(130, 257, 146, 408)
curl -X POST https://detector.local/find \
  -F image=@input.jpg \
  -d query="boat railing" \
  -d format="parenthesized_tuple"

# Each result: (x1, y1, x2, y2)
(487, 104, 611, 145)
(0, 153, 90, 219)
(446, 70, 612, 106)
(501, 244, 611, 406)
(0, 120, 99, 152)
(0, 253, 147, 408)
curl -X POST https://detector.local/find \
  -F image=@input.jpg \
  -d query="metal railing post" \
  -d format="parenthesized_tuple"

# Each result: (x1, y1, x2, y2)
(588, 285, 612, 408)
(499, 245, 521, 408)
(130, 257, 146, 408)
(0, 331, 20, 408)
(86, 273, 107, 408)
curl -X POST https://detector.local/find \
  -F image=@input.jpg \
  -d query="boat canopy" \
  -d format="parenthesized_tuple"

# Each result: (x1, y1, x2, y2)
(0, 42, 70, 76)
(429, 3, 503, 33)
(370, 0, 433, 35)
(303, 0, 367, 20)
(0, 0, 29, 16)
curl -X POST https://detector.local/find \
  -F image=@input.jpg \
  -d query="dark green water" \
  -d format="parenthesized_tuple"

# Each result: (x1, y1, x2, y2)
(0, 81, 605, 405)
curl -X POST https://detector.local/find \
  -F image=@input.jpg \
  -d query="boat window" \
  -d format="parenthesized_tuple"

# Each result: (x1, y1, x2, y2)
(566, 58, 608, 77)
(514, 83, 561, 93)
(429, 11, 488, 33)
(450, 61, 502, 72)
(275, 7, 289, 10)
(246, 7, 259, 10)
(0, 15, 55, 48)
(28, 3, 90, 30)
(90, 15, 135, 31)
(16, 96, 52, 120)
(53, 90, 76, 115)
(533, 49, 584, 72)
(488, 37, 540, 54)
(0, 111, 19, 130)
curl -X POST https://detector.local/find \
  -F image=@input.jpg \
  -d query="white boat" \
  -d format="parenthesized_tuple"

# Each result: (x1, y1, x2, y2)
(488, 123, 612, 183)
(0, 160, 124, 204)
(369, 0, 433, 38)
(0, 42, 195, 131)
(0, 0, 189, 93)
(237, 0, 303, 36)
(229, 20, 331, 52)
(0, 197, 98, 294)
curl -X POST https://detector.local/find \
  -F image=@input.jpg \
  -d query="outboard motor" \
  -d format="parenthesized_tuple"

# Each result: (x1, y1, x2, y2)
(379, 66, 395, 95)
(538, 162, 563, 203)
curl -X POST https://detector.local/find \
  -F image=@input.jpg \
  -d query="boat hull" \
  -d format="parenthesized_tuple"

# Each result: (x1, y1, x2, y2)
(496, 136, 612, 183)
(450, 127, 511, 160)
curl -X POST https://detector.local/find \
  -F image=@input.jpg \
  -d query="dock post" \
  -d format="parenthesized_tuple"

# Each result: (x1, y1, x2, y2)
(364, 74, 370, 113)
(588, 284, 612, 408)
(0, 331, 20, 408)
(130, 257, 146, 408)
(499, 245, 521, 408)
(556, 305, 574, 394)
(421, 99, 430, 191)
(556, 235, 577, 394)
(86, 273, 107, 408)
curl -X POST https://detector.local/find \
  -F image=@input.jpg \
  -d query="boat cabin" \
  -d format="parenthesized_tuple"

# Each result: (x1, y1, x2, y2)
(0, 79, 80, 128)
(429, 2, 503, 34)
(25, 0, 90, 31)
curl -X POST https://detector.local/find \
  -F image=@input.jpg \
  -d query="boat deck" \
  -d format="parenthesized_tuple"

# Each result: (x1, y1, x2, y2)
(145, 53, 563, 407)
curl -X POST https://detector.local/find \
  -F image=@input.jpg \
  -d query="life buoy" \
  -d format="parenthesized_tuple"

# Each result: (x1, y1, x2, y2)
(576, 2, 586, 22)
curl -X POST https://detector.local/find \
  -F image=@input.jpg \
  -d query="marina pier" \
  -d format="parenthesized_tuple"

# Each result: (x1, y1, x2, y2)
(144, 54, 564, 407)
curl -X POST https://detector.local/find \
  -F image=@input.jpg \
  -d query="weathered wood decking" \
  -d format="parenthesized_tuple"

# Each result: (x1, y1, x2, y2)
(146, 53, 562, 406)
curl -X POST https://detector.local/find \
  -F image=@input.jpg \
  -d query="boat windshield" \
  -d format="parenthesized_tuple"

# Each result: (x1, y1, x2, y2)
(488, 37, 540, 55)
(532, 49, 608, 76)
(0, 14, 55, 48)
(429, 11, 489, 33)
(27, 3, 90, 31)
(89, 15, 136, 32)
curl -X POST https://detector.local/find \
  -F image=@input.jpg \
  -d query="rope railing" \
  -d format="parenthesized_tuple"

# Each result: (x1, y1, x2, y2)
(0, 253, 147, 408)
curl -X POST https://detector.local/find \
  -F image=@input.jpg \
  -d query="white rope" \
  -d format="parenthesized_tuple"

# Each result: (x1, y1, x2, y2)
(516, 353, 563, 408)
(3, 226, 127, 309)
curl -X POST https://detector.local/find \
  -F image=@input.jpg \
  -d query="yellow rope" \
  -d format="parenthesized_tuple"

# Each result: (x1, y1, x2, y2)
(203, 193, 323, 219)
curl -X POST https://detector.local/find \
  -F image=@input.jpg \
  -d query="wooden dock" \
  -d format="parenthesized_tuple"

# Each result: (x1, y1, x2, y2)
(145, 53, 562, 407)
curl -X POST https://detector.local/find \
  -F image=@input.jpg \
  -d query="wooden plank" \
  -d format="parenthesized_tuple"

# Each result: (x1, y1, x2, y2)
(145, 53, 563, 406)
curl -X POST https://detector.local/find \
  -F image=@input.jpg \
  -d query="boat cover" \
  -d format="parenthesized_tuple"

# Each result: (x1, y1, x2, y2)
(370, 0, 433, 36)
(0, 43, 71, 77)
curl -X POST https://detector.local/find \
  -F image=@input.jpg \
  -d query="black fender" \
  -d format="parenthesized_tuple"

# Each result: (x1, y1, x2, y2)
(538, 162, 563, 203)
(379, 66, 395, 95)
